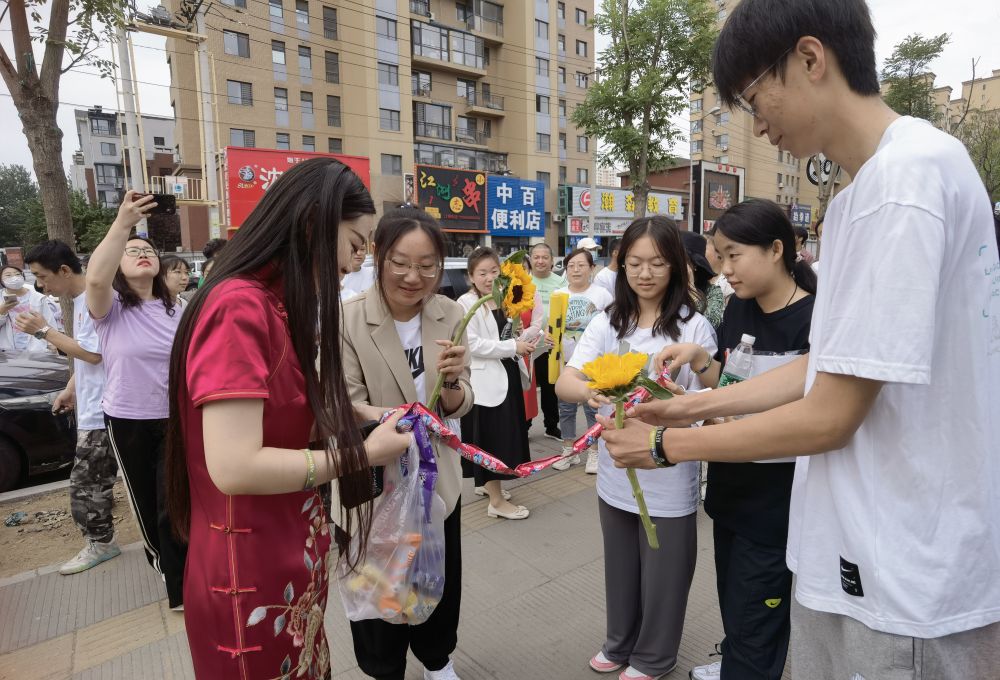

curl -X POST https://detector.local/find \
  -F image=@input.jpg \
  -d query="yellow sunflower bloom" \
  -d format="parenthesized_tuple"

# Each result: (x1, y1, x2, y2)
(501, 261, 536, 318)
(582, 352, 649, 392)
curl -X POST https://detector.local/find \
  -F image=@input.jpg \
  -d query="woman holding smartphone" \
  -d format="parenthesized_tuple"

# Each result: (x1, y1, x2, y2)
(86, 192, 186, 609)
(339, 207, 472, 680)
(0, 264, 60, 353)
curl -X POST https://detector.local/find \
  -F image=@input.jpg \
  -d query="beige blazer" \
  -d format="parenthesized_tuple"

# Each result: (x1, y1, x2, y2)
(337, 290, 474, 524)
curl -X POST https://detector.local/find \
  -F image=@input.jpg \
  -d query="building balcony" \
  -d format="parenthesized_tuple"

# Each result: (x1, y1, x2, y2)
(409, 0, 430, 15)
(465, 91, 505, 117)
(414, 121, 452, 141)
(413, 85, 432, 98)
(150, 175, 205, 202)
(412, 51, 486, 78)
(95, 177, 125, 189)
(456, 127, 489, 146)
(464, 15, 503, 44)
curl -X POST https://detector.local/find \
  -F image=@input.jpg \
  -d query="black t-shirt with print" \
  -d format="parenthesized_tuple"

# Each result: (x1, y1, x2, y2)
(704, 294, 814, 547)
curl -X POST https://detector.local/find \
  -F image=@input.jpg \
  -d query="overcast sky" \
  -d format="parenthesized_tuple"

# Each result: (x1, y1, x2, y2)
(1, 0, 998, 176)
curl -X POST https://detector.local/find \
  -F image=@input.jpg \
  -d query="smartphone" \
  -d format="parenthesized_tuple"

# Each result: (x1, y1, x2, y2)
(145, 193, 177, 216)
(3, 293, 16, 305)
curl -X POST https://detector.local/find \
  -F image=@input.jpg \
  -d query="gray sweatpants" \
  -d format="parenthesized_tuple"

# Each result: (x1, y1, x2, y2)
(599, 499, 698, 677)
(791, 597, 1000, 680)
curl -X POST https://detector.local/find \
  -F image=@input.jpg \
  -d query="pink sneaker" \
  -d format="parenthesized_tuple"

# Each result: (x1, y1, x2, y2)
(589, 651, 624, 673)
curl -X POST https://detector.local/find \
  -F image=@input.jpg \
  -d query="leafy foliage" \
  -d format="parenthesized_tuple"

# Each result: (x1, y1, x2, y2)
(881, 33, 950, 122)
(571, 0, 717, 216)
(957, 109, 1000, 203)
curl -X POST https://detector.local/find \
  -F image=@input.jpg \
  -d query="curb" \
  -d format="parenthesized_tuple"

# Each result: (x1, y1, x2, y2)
(0, 478, 72, 505)
(0, 540, 147, 589)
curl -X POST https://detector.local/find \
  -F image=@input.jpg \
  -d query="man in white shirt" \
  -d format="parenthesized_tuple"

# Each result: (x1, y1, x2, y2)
(592, 238, 620, 298)
(23, 241, 121, 574)
(600, 1, 1000, 678)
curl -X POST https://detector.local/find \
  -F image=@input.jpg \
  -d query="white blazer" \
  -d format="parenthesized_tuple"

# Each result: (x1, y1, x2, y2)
(458, 291, 521, 408)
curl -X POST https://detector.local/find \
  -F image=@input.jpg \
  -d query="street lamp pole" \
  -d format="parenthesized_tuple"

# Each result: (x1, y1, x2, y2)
(688, 105, 721, 232)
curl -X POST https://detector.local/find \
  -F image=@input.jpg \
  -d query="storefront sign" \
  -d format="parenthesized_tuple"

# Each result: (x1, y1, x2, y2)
(415, 164, 487, 232)
(226, 147, 371, 228)
(568, 187, 684, 222)
(789, 204, 812, 228)
(694, 162, 746, 233)
(485, 176, 545, 237)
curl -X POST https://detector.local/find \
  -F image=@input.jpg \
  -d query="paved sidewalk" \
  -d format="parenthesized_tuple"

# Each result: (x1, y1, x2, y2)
(0, 422, 792, 680)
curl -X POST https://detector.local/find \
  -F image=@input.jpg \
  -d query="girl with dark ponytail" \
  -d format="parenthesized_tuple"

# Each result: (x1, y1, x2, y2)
(654, 199, 815, 680)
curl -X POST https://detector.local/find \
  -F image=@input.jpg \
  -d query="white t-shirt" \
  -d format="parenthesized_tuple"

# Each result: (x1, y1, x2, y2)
(787, 116, 1000, 638)
(0, 287, 60, 353)
(341, 266, 375, 302)
(555, 284, 614, 362)
(568, 310, 717, 517)
(394, 315, 425, 400)
(72, 292, 106, 431)
(592, 267, 617, 298)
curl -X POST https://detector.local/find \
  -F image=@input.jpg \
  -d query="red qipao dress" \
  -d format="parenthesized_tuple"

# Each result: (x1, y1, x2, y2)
(180, 272, 333, 680)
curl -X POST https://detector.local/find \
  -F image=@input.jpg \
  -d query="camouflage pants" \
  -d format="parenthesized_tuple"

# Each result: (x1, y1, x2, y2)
(69, 429, 119, 543)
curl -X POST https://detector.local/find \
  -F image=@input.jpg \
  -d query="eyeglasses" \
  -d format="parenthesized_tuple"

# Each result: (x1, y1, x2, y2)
(623, 262, 670, 277)
(565, 263, 591, 271)
(124, 247, 157, 258)
(731, 47, 794, 118)
(387, 259, 441, 278)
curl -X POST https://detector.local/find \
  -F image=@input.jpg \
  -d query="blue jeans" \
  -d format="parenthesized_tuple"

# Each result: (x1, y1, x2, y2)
(558, 399, 598, 441)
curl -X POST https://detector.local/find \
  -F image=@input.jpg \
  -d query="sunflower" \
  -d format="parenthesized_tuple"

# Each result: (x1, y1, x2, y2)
(582, 352, 649, 393)
(501, 261, 536, 318)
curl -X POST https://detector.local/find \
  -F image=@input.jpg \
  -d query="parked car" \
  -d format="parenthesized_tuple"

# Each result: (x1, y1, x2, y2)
(0, 352, 75, 492)
(437, 258, 472, 300)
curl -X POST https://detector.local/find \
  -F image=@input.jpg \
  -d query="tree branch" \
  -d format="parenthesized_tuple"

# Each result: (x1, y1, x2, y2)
(39, 0, 70, 96)
(949, 57, 978, 135)
(0, 43, 22, 107)
(60, 42, 99, 74)
(7, 0, 38, 83)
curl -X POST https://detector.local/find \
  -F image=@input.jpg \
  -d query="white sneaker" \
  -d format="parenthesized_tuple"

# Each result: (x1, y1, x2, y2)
(585, 449, 599, 474)
(552, 447, 579, 471)
(689, 661, 721, 680)
(424, 659, 461, 680)
(59, 540, 121, 575)
(473, 486, 511, 500)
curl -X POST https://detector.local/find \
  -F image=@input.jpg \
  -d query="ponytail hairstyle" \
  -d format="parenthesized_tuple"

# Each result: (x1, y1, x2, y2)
(713, 199, 817, 295)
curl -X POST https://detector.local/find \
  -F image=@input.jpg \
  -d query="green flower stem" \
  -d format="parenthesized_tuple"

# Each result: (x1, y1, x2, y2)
(427, 293, 493, 412)
(618, 401, 660, 550)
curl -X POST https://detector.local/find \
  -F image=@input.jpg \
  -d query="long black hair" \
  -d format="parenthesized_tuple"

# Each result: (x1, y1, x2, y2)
(373, 207, 446, 303)
(166, 158, 377, 555)
(713, 199, 817, 295)
(609, 216, 696, 342)
(113, 235, 176, 315)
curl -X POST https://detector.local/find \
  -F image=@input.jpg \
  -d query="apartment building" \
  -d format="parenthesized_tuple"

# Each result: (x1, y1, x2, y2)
(933, 68, 1000, 127)
(69, 106, 178, 208)
(164, 0, 596, 252)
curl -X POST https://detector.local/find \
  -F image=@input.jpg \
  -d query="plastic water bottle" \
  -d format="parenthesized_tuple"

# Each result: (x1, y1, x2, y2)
(718, 334, 755, 388)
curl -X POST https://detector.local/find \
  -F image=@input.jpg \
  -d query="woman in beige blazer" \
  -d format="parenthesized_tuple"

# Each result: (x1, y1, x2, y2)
(340, 208, 472, 680)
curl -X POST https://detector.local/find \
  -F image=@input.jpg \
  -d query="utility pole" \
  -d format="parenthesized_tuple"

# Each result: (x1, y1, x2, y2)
(195, 4, 221, 239)
(116, 26, 148, 236)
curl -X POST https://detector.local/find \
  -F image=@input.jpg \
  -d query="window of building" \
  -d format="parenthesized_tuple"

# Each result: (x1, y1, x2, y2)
(224, 30, 250, 57)
(328, 137, 343, 153)
(691, 139, 702, 152)
(153, 136, 165, 146)
(557, 34, 565, 52)
(576, 40, 588, 57)
(715, 111, 730, 124)
(577, 167, 588, 183)
(536, 57, 549, 76)
(100, 142, 116, 156)
(269, 0, 282, 18)
(558, 99, 567, 117)
(559, 132, 567, 149)
(482, 119, 492, 138)
(380, 108, 401, 131)
(272, 40, 286, 64)
(119, 121, 128, 136)
(299, 91, 313, 115)
(94, 164, 122, 185)
(559, 165, 567, 183)
(536, 94, 550, 113)
(301, 135, 315, 151)
(716, 133, 729, 148)
(327, 95, 341, 126)
(536, 171, 550, 188)
(557, 2, 565, 19)
(227, 80, 253, 106)
(325, 51, 339, 83)
(412, 71, 432, 96)
(456, 78, 476, 102)
(323, 6, 338, 39)
(275, 87, 289, 111)
(577, 135, 588, 153)
(230, 128, 255, 147)
(298, 46, 312, 72)
(222, 0, 247, 7)
(691, 98, 702, 112)
(692, 119, 702, 133)
(295, 0, 309, 26)
(381, 154, 403, 175)
(535, 20, 548, 38)
(575, 71, 588, 88)
(376, 16, 397, 40)
(378, 62, 399, 86)
(276, 132, 290, 149)
(414, 102, 451, 139)
(777, 172, 783, 185)
(576, 8, 587, 24)
(537, 133, 551, 152)
(457, 116, 478, 143)
(557, 66, 566, 84)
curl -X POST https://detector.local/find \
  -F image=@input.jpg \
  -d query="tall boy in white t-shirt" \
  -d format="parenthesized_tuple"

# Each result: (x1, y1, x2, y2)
(600, 1, 1000, 678)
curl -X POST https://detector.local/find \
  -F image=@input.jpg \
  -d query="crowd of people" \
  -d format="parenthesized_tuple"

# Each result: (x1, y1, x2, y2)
(6, 0, 1000, 678)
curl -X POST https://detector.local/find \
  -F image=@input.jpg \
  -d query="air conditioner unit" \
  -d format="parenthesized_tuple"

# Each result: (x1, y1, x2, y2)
(428, 12, 436, 21)
(778, 182, 784, 188)
(720, 144, 728, 151)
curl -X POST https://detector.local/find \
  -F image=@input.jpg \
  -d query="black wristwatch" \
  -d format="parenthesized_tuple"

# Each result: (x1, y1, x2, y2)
(652, 427, 675, 468)
(33, 325, 51, 340)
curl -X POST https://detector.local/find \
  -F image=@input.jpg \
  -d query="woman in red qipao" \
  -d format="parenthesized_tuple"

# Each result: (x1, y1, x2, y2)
(164, 159, 412, 680)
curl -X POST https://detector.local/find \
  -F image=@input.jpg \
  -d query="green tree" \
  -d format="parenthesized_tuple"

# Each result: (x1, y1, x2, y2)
(957, 109, 1000, 203)
(0, 164, 40, 246)
(0, 0, 127, 247)
(19, 188, 118, 251)
(571, 0, 717, 217)
(881, 33, 950, 122)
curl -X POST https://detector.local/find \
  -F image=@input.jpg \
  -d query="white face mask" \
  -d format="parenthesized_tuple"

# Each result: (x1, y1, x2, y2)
(2, 275, 24, 291)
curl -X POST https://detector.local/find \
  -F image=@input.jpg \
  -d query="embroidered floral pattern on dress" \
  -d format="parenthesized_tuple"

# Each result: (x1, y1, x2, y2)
(245, 492, 331, 679)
